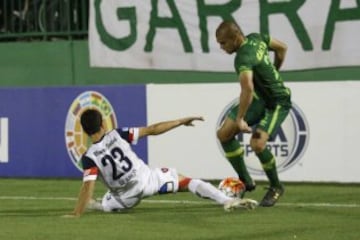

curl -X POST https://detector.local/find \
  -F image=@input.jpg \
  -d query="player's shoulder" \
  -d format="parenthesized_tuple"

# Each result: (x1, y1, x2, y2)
(82, 143, 97, 159)
(236, 35, 257, 60)
(246, 32, 267, 41)
(246, 32, 261, 39)
(247, 32, 270, 44)
(108, 128, 121, 137)
(80, 151, 95, 167)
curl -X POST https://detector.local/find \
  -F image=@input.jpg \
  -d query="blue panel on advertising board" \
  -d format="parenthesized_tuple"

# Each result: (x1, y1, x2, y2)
(0, 85, 147, 177)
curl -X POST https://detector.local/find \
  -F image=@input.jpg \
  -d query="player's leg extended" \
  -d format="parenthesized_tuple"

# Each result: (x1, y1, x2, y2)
(252, 105, 290, 206)
(179, 175, 230, 204)
(217, 117, 254, 190)
(178, 175, 257, 211)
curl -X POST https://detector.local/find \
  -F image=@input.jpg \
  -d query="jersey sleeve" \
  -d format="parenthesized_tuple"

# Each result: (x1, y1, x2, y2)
(235, 55, 254, 74)
(81, 155, 98, 182)
(116, 127, 140, 145)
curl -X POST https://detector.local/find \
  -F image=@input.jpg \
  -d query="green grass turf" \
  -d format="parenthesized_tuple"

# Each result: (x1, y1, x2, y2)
(0, 179, 359, 240)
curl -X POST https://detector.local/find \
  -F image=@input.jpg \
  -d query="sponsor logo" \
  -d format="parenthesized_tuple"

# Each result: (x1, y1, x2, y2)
(217, 98, 309, 175)
(65, 91, 117, 171)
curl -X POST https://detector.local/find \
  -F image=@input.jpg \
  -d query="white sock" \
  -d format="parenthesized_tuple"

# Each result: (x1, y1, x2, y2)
(188, 179, 232, 205)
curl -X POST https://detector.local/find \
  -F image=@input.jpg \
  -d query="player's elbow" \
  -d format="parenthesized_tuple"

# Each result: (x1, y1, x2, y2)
(279, 42, 288, 56)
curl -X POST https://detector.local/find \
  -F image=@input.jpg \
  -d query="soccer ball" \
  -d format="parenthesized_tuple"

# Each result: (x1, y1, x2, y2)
(218, 177, 246, 198)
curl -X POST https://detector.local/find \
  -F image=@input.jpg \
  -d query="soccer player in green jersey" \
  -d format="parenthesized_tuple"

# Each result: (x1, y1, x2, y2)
(215, 21, 292, 207)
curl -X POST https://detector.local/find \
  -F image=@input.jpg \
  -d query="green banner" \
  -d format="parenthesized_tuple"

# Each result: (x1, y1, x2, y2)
(89, 0, 360, 71)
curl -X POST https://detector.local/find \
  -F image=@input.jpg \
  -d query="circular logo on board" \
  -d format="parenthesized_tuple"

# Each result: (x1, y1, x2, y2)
(65, 91, 117, 171)
(217, 98, 309, 175)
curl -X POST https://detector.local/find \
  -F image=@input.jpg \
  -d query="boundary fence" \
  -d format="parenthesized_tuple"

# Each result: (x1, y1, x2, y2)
(0, 0, 88, 41)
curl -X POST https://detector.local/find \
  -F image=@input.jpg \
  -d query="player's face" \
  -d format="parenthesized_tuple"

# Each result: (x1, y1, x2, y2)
(216, 35, 237, 54)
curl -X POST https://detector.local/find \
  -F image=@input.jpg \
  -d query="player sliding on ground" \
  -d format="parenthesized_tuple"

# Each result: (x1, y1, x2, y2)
(63, 109, 257, 217)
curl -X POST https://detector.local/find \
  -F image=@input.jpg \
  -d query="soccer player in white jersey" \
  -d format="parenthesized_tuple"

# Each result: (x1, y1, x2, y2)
(64, 109, 257, 217)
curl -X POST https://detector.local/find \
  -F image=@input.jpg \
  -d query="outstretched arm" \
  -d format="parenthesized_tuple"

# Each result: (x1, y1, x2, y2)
(62, 180, 96, 218)
(138, 116, 204, 138)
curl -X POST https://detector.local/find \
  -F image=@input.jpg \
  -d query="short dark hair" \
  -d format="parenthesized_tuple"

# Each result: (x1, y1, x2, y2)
(216, 21, 243, 37)
(80, 109, 103, 136)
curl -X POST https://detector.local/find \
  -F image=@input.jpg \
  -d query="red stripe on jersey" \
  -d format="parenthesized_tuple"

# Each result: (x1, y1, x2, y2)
(179, 177, 192, 190)
(83, 166, 98, 177)
(128, 128, 135, 143)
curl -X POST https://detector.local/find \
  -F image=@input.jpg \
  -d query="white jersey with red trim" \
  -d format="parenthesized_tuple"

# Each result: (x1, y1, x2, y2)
(81, 128, 150, 196)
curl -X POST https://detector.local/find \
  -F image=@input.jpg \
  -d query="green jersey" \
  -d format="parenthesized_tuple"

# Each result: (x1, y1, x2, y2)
(234, 33, 291, 109)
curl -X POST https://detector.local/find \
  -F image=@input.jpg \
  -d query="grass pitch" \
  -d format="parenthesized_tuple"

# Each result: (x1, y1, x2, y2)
(0, 178, 359, 240)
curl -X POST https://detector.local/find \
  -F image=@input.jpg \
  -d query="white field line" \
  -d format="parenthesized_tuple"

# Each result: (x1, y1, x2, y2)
(0, 196, 359, 208)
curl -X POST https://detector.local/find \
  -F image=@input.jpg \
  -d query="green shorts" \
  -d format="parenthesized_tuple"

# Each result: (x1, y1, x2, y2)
(227, 97, 291, 137)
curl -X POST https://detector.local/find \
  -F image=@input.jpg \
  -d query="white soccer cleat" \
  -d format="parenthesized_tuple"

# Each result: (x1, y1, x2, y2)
(224, 198, 258, 212)
(87, 199, 104, 211)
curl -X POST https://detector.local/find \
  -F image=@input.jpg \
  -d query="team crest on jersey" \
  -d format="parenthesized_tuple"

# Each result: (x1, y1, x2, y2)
(65, 91, 118, 171)
(217, 98, 309, 175)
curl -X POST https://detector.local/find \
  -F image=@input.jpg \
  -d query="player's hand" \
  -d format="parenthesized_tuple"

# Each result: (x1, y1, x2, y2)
(181, 116, 204, 126)
(236, 118, 252, 133)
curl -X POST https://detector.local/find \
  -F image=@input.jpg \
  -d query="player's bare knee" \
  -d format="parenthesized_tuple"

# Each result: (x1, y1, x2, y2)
(250, 138, 266, 153)
(217, 129, 229, 143)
